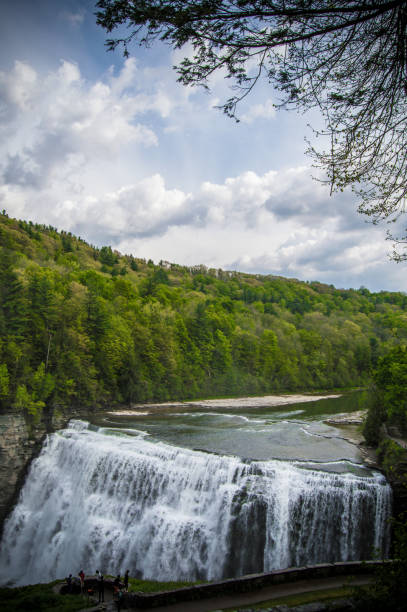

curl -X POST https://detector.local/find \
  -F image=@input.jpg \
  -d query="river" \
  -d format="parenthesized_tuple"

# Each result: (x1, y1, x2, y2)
(0, 392, 392, 586)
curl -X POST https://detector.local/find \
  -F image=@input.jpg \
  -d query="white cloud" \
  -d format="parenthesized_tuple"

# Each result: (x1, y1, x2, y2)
(0, 60, 37, 114)
(228, 228, 395, 288)
(0, 55, 403, 292)
(0, 59, 171, 185)
(241, 98, 276, 123)
(60, 10, 85, 27)
(71, 175, 192, 240)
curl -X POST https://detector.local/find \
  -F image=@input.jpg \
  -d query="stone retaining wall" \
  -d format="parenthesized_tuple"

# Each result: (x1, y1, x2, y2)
(124, 560, 388, 609)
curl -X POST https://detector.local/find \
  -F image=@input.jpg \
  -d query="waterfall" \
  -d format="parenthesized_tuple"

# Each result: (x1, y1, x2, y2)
(0, 420, 392, 586)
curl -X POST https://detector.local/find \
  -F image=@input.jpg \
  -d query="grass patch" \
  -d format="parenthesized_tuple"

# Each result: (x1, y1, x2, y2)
(221, 586, 354, 610)
(128, 577, 205, 593)
(0, 582, 93, 612)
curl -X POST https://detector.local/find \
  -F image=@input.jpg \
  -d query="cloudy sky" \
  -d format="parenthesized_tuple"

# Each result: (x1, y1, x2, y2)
(1, 0, 405, 292)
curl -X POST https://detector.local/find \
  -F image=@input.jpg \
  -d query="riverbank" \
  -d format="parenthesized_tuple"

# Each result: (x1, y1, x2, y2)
(323, 410, 381, 469)
(324, 410, 407, 513)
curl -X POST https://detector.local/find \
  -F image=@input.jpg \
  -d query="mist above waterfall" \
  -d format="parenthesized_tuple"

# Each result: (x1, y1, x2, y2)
(0, 420, 391, 586)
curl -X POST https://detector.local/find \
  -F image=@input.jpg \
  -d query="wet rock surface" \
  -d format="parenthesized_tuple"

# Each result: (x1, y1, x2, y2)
(0, 412, 46, 534)
(0, 406, 92, 536)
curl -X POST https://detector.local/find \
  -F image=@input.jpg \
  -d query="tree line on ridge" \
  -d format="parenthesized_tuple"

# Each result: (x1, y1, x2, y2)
(1, 211, 407, 423)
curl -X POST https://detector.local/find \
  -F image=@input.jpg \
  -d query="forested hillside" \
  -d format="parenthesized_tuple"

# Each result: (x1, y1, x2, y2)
(1, 211, 407, 417)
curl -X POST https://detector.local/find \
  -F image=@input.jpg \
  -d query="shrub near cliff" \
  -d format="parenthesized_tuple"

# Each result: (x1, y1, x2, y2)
(364, 345, 407, 444)
(374, 346, 407, 435)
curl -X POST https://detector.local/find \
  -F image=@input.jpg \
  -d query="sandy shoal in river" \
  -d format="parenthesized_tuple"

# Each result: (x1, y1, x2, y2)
(107, 393, 341, 415)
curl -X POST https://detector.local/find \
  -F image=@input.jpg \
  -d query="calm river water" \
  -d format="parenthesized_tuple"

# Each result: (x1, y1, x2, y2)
(95, 391, 370, 475)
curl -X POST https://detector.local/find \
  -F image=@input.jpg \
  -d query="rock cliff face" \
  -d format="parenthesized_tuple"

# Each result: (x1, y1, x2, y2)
(0, 412, 45, 534)
(377, 426, 407, 518)
(0, 407, 90, 537)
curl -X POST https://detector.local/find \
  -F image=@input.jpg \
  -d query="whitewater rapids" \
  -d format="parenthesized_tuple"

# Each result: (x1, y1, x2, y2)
(0, 420, 391, 585)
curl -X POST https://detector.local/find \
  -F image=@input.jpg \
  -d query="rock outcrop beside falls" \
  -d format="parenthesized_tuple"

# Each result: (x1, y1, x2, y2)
(0, 407, 90, 537)
(0, 412, 46, 535)
(377, 426, 407, 518)
(324, 411, 407, 515)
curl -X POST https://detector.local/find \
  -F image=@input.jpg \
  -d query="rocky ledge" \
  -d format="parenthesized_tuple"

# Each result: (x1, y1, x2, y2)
(0, 412, 47, 534)
(323, 410, 367, 426)
(0, 406, 91, 538)
(323, 411, 380, 469)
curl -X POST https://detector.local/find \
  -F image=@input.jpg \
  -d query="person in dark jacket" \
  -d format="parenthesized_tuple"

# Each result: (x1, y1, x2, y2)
(96, 570, 104, 603)
(124, 569, 129, 591)
(113, 574, 121, 588)
(66, 574, 72, 593)
(116, 587, 124, 611)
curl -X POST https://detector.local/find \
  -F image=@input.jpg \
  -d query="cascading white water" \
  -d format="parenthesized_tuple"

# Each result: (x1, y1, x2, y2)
(0, 420, 392, 586)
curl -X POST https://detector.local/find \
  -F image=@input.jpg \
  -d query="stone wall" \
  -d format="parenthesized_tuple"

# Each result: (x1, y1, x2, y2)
(123, 561, 389, 609)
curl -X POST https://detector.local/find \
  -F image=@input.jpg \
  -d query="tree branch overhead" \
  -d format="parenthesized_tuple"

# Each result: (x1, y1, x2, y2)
(96, 0, 407, 258)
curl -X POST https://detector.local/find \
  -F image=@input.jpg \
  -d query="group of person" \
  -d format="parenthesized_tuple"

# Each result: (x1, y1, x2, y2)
(65, 569, 86, 593)
(95, 568, 130, 608)
(65, 573, 81, 594)
(65, 568, 130, 610)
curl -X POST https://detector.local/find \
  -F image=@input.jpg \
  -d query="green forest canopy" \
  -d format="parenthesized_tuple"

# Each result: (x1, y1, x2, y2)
(1, 211, 407, 419)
